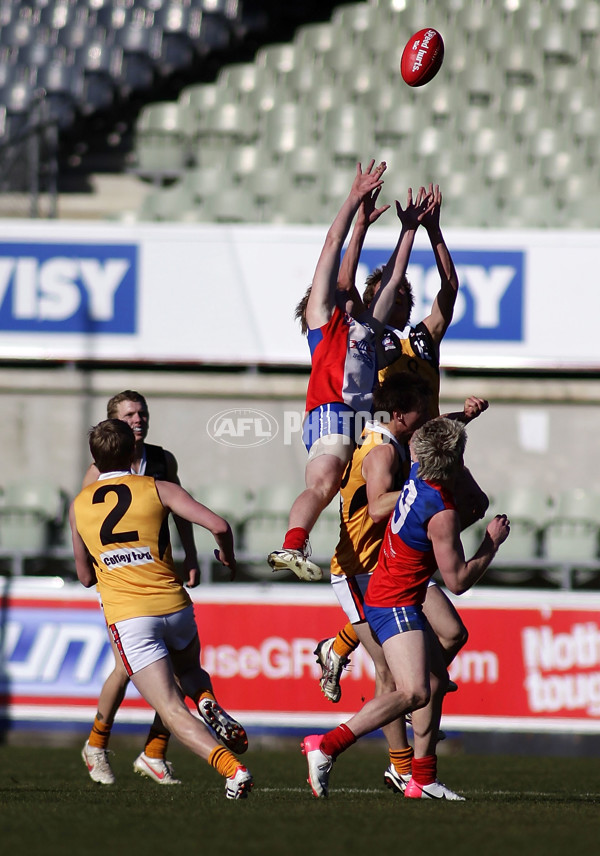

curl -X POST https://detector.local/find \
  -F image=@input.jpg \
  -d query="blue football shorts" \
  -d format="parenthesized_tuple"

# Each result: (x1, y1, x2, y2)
(302, 403, 364, 453)
(363, 602, 427, 645)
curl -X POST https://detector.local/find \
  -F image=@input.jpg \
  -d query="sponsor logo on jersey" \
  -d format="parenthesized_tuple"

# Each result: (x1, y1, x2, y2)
(100, 546, 153, 568)
(349, 337, 375, 367)
(0, 241, 137, 333)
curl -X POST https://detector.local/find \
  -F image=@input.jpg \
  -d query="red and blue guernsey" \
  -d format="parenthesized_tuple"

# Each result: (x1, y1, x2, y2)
(305, 305, 377, 415)
(366, 461, 457, 608)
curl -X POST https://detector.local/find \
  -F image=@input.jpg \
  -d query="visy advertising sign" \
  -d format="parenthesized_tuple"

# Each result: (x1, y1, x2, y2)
(0, 242, 138, 333)
(360, 247, 524, 342)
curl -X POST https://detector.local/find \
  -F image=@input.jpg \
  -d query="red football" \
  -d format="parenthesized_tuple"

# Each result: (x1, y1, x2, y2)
(400, 28, 444, 87)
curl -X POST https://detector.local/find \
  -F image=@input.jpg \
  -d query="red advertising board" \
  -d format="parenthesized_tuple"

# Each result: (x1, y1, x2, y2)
(1, 579, 599, 733)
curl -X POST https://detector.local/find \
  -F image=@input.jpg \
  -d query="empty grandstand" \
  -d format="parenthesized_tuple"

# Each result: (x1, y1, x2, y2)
(1, 0, 599, 225)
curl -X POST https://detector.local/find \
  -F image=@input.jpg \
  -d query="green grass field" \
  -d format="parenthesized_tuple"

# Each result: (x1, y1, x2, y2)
(1, 738, 599, 856)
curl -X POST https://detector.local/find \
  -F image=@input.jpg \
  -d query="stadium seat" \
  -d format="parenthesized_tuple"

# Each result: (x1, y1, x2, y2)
(0, 509, 49, 554)
(134, 101, 189, 179)
(195, 482, 254, 519)
(374, 102, 420, 147)
(502, 44, 543, 86)
(330, 3, 375, 42)
(142, 180, 196, 221)
(115, 23, 160, 97)
(275, 186, 323, 225)
(264, 102, 314, 157)
(153, 5, 198, 77)
(284, 145, 322, 186)
(536, 22, 580, 66)
(244, 165, 292, 209)
(443, 193, 502, 229)
(323, 103, 372, 164)
(0, 479, 68, 557)
(551, 488, 600, 521)
(197, 101, 258, 152)
(209, 185, 258, 223)
(293, 21, 334, 62)
(74, 42, 122, 116)
(226, 144, 267, 180)
(255, 43, 296, 84)
(34, 61, 79, 129)
(575, 0, 600, 45)
(216, 62, 259, 100)
(540, 519, 600, 588)
(0, 79, 36, 137)
(493, 487, 555, 524)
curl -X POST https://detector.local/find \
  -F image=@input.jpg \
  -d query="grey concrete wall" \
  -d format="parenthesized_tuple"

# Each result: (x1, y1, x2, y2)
(1, 367, 600, 509)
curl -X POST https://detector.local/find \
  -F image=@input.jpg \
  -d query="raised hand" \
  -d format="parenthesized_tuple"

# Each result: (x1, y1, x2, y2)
(359, 183, 391, 226)
(395, 185, 434, 231)
(420, 182, 442, 231)
(350, 159, 387, 203)
(463, 396, 489, 421)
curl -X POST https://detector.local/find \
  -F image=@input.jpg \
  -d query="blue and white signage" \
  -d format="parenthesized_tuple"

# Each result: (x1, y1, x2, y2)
(0, 221, 597, 369)
(0, 242, 137, 333)
(360, 248, 524, 342)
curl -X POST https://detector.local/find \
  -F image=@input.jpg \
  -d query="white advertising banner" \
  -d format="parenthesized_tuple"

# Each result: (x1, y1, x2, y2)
(0, 219, 598, 369)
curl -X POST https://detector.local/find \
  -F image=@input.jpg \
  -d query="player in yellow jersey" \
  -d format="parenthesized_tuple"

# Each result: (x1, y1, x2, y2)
(71, 419, 253, 800)
(316, 183, 489, 700)
(81, 390, 203, 786)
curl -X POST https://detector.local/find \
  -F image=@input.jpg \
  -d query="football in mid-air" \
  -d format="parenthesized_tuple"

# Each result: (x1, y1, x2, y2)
(400, 28, 444, 87)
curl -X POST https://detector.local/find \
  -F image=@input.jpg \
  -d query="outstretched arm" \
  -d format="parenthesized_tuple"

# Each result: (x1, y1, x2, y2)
(156, 480, 237, 580)
(420, 183, 459, 344)
(364, 186, 432, 328)
(336, 185, 390, 317)
(305, 160, 386, 330)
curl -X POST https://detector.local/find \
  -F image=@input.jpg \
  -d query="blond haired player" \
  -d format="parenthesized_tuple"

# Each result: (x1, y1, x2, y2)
(303, 418, 510, 801)
(318, 374, 487, 792)
(71, 419, 253, 800)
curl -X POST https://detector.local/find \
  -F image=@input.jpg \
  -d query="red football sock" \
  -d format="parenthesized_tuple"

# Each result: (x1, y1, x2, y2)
(321, 723, 357, 760)
(283, 527, 309, 551)
(411, 754, 437, 785)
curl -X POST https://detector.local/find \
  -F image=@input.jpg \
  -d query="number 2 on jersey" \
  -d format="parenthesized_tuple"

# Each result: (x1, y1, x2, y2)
(93, 484, 139, 545)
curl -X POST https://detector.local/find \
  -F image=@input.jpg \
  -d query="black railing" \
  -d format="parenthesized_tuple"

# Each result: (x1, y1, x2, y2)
(0, 95, 59, 219)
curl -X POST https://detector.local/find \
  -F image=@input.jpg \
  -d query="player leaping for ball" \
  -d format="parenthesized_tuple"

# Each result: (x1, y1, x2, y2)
(315, 183, 490, 701)
(268, 161, 434, 582)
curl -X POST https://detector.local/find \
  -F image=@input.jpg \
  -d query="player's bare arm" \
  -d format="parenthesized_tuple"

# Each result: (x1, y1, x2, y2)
(69, 504, 97, 587)
(420, 184, 459, 344)
(337, 184, 390, 317)
(365, 186, 432, 328)
(306, 160, 385, 330)
(442, 397, 489, 424)
(155, 480, 237, 577)
(362, 443, 401, 523)
(164, 449, 201, 587)
(429, 509, 510, 595)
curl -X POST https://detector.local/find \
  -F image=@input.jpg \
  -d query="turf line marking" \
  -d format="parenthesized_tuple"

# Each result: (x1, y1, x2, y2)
(259, 787, 381, 794)
(259, 787, 600, 798)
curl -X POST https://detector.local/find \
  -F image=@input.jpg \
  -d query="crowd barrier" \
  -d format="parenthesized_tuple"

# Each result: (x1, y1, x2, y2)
(1, 578, 599, 735)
